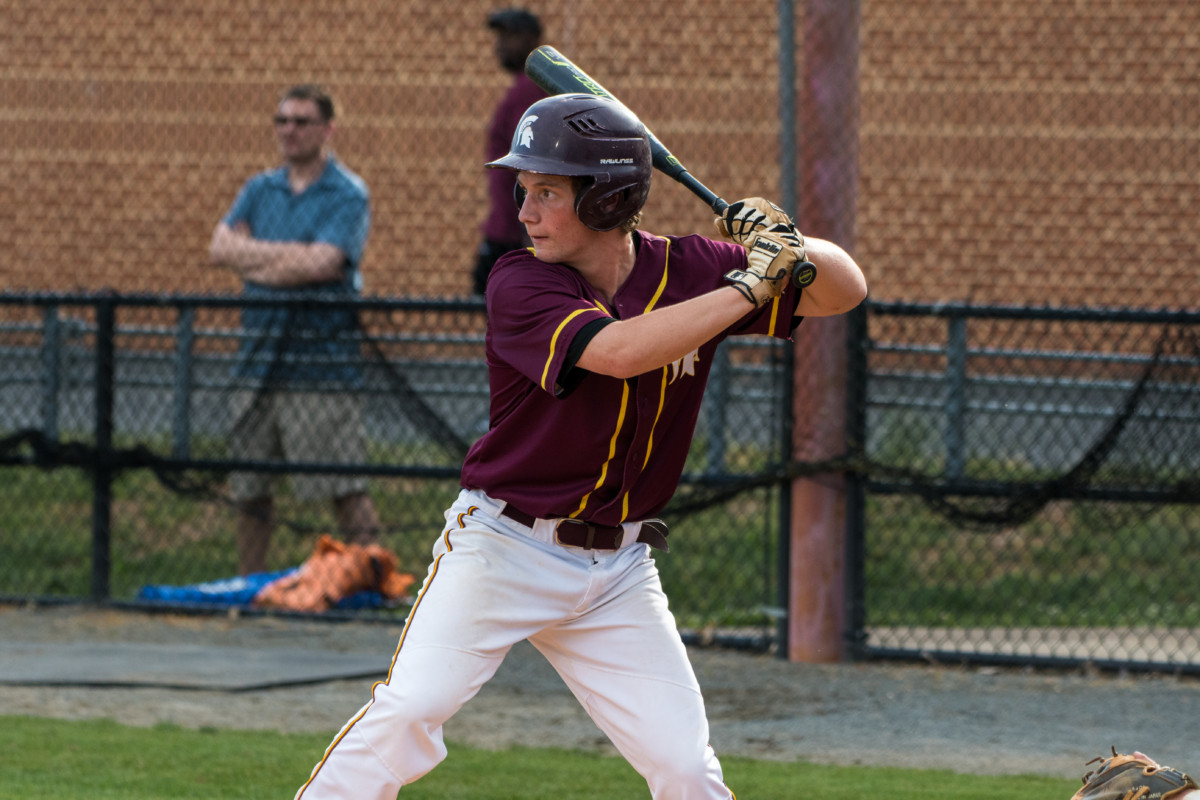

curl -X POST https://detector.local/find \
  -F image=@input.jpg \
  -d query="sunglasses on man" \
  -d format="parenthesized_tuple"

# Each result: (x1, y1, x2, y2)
(272, 115, 325, 128)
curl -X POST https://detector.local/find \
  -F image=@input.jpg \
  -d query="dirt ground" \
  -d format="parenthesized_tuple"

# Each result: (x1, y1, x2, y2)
(2, 603, 1199, 781)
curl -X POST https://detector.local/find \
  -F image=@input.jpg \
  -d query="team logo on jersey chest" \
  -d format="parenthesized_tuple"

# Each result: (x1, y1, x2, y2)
(668, 349, 700, 385)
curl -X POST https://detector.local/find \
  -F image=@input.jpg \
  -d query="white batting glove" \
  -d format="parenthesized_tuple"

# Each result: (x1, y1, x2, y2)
(716, 197, 808, 266)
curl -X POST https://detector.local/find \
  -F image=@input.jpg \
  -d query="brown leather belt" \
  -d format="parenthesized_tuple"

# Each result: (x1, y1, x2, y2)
(499, 503, 669, 553)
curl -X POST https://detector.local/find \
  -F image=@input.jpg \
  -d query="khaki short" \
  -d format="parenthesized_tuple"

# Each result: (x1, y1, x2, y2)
(228, 389, 370, 502)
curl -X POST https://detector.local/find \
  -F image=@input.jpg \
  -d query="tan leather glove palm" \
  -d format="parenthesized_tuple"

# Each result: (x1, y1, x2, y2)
(714, 197, 793, 241)
(716, 197, 809, 269)
(724, 230, 798, 308)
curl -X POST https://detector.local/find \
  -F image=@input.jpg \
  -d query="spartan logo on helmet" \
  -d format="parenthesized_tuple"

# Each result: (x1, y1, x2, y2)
(516, 115, 538, 149)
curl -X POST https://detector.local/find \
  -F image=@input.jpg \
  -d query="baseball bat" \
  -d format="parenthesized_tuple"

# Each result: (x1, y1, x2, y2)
(525, 45, 729, 214)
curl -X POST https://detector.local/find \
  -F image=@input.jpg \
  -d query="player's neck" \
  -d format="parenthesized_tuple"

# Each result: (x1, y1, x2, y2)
(575, 232, 636, 305)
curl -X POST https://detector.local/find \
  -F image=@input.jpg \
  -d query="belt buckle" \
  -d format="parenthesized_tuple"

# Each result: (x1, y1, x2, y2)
(554, 518, 595, 550)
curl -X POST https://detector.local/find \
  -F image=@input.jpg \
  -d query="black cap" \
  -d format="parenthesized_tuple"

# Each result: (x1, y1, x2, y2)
(487, 8, 542, 36)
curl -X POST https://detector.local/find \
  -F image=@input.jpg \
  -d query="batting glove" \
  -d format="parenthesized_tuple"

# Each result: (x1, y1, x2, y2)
(724, 230, 799, 308)
(716, 197, 809, 271)
(714, 197, 793, 242)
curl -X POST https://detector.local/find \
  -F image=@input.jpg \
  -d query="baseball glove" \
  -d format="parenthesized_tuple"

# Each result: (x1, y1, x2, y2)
(1071, 748, 1198, 800)
(253, 534, 415, 612)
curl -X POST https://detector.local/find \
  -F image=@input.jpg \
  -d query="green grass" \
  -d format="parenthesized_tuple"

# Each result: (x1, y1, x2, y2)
(865, 494, 1200, 626)
(0, 715, 1073, 800)
(0, 465, 457, 602)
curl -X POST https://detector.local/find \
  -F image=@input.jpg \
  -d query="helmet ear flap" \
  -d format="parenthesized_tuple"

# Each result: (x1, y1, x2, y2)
(599, 191, 623, 214)
(576, 182, 645, 231)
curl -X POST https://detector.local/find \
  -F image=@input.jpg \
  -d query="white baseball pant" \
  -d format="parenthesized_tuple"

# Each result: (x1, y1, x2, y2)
(294, 488, 733, 799)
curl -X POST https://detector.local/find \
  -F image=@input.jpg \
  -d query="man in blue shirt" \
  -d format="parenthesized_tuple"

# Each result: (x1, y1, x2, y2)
(209, 84, 380, 575)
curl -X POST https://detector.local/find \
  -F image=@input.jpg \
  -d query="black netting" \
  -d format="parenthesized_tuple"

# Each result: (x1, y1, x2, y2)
(0, 295, 788, 643)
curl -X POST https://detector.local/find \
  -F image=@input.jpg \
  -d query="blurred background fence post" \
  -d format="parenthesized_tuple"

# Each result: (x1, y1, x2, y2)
(787, 0, 862, 663)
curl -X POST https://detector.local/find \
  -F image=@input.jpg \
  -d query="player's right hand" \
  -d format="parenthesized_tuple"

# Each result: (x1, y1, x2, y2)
(724, 229, 799, 308)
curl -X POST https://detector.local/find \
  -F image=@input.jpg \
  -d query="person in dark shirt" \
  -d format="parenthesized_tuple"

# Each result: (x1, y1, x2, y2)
(472, 7, 547, 295)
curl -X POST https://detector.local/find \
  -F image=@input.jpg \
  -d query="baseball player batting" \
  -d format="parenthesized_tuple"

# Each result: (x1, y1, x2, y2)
(294, 94, 867, 799)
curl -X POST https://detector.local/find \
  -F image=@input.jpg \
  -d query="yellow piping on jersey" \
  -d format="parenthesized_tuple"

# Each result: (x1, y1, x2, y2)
(767, 293, 782, 336)
(540, 308, 592, 392)
(570, 238, 671, 521)
(612, 237, 672, 520)
(570, 379, 630, 519)
(641, 240, 672, 469)
(643, 368, 669, 469)
(644, 235, 670, 313)
(612, 366, 669, 522)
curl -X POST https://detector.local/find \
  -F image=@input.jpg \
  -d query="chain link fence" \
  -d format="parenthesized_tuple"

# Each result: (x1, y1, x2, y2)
(0, 294, 790, 647)
(3, 1, 1199, 667)
(6, 297, 1198, 669)
(853, 306, 1200, 671)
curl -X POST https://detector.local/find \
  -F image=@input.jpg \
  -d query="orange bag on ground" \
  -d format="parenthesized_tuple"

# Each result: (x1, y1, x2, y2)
(253, 534, 415, 613)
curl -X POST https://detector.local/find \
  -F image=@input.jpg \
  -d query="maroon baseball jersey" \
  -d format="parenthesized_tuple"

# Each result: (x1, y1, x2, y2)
(460, 230, 803, 525)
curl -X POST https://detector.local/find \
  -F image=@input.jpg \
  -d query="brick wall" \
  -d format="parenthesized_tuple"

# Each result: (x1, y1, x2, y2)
(858, 0, 1200, 307)
(2, 0, 1196, 308)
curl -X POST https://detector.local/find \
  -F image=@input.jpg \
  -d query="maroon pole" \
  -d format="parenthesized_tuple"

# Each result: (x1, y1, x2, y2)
(788, 0, 861, 662)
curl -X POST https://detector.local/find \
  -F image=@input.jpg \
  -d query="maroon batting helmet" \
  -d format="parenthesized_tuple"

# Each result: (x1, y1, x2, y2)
(487, 93, 652, 231)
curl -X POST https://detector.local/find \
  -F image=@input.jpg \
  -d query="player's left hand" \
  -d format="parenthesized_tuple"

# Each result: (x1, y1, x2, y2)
(724, 229, 799, 308)
(716, 197, 808, 264)
(715, 197, 793, 241)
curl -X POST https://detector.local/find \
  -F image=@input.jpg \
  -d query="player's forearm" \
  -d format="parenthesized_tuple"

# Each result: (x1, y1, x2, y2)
(578, 286, 751, 379)
(793, 237, 868, 318)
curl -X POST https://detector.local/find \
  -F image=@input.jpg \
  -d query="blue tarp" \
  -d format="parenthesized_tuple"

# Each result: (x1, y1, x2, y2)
(137, 569, 391, 609)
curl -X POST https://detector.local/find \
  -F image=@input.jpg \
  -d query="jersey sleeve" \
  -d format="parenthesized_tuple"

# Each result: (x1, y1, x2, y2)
(486, 253, 615, 397)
